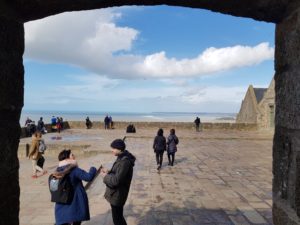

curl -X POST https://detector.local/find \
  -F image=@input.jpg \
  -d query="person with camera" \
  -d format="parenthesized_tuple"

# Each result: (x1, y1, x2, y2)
(100, 139, 136, 225)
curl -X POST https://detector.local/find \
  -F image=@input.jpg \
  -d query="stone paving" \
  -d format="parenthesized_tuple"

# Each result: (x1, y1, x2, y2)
(19, 128, 274, 225)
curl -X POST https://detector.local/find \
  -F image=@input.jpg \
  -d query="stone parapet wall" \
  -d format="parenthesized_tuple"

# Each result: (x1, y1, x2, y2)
(63, 121, 258, 130)
(20, 121, 258, 138)
(20, 122, 69, 138)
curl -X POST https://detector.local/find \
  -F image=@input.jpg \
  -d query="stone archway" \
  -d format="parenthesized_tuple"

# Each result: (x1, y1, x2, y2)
(0, 1, 299, 224)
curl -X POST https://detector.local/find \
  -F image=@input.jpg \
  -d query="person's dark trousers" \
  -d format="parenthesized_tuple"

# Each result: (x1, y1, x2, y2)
(111, 204, 127, 225)
(168, 153, 175, 166)
(155, 152, 163, 166)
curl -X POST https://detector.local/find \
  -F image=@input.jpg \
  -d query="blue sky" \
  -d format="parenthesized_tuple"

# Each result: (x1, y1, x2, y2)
(23, 6, 275, 113)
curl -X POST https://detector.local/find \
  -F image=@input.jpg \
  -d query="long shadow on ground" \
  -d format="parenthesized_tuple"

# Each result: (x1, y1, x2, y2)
(84, 200, 273, 225)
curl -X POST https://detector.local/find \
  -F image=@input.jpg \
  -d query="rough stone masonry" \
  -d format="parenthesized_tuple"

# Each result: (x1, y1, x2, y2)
(1, 0, 300, 224)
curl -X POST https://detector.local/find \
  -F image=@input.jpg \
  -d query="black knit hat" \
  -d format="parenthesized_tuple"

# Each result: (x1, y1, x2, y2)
(111, 139, 126, 151)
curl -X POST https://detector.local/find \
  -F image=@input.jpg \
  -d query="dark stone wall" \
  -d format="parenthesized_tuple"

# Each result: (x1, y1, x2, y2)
(273, 7, 300, 225)
(2, 0, 300, 224)
(0, 16, 24, 225)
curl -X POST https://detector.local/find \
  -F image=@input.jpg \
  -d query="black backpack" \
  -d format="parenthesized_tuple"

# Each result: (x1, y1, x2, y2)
(48, 171, 74, 204)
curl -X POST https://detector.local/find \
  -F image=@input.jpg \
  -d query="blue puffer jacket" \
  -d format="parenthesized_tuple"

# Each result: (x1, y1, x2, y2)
(55, 165, 97, 225)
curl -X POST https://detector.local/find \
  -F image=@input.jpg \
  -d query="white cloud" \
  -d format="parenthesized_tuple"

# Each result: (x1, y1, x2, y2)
(135, 43, 273, 77)
(25, 9, 274, 79)
(25, 9, 138, 65)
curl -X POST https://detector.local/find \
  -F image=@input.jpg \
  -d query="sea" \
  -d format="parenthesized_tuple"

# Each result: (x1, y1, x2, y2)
(20, 110, 236, 126)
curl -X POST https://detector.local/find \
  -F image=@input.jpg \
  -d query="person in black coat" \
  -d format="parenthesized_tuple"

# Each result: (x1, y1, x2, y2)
(37, 117, 46, 134)
(153, 128, 166, 170)
(100, 139, 136, 225)
(86, 117, 92, 129)
(104, 115, 110, 129)
(194, 117, 201, 132)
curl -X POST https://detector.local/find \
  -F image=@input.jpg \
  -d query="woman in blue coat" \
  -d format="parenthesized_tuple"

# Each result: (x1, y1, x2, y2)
(54, 149, 97, 225)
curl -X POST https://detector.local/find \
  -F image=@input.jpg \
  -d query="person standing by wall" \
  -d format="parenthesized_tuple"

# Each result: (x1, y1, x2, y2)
(56, 117, 62, 133)
(104, 114, 110, 130)
(51, 116, 57, 132)
(100, 139, 136, 225)
(108, 115, 112, 129)
(166, 129, 179, 166)
(194, 116, 201, 132)
(37, 117, 47, 134)
(86, 116, 92, 129)
(153, 128, 166, 170)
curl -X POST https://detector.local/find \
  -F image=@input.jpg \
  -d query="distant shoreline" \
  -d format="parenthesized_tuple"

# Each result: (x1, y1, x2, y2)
(20, 111, 236, 125)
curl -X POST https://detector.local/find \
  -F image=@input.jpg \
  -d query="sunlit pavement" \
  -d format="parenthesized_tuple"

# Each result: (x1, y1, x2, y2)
(19, 128, 273, 225)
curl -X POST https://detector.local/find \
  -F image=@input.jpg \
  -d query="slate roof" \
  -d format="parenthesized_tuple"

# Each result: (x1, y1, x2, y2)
(253, 88, 267, 103)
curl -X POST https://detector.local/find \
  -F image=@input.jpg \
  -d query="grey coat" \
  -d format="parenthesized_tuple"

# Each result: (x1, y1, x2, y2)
(167, 134, 179, 153)
(103, 150, 136, 206)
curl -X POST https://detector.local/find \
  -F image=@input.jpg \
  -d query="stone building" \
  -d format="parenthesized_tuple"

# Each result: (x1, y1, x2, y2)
(236, 79, 275, 129)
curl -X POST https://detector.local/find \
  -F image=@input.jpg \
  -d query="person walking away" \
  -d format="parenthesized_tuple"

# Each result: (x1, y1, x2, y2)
(28, 131, 47, 178)
(167, 129, 179, 166)
(194, 117, 201, 132)
(100, 139, 136, 225)
(54, 149, 97, 225)
(153, 128, 166, 170)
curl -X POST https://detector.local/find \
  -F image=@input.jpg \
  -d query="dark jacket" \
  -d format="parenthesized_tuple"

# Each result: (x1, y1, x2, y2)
(194, 117, 200, 125)
(103, 150, 136, 206)
(104, 116, 110, 124)
(37, 119, 44, 131)
(167, 134, 179, 154)
(153, 135, 166, 153)
(55, 165, 97, 224)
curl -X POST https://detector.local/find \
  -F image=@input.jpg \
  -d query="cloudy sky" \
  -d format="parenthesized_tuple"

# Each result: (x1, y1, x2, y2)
(23, 6, 275, 113)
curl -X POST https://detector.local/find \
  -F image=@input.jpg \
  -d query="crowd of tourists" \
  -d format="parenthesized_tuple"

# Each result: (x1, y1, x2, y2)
(24, 116, 65, 136)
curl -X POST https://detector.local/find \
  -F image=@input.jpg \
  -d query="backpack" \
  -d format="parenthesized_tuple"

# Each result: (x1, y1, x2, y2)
(48, 173, 74, 204)
(38, 140, 47, 153)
